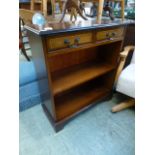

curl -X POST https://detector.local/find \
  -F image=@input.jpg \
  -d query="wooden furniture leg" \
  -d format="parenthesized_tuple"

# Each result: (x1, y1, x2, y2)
(58, 0, 63, 13)
(112, 98, 135, 112)
(42, 0, 47, 16)
(31, 0, 35, 11)
(97, 0, 104, 22)
(51, 0, 56, 18)
(120, 0, 124, 20)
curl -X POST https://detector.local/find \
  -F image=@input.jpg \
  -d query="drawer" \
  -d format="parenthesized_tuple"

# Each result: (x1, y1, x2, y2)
(96, 27, 124, 41)
(46, 32, 93, 51)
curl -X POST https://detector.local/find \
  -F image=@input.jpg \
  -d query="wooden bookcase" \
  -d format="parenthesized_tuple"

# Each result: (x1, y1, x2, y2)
(26, 21, 127, 132)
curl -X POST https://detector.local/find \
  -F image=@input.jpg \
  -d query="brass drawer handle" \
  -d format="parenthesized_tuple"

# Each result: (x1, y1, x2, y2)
(106, 32, 112, 40)
(64, 39, 70, 47)
(106, 32, 109, 38)
(74, 37, 80, 47)
(105, 32, 117, 40)
(111, 32, 116, 37)
(74, 37, 80, 43)
(64, 38, 78, 48)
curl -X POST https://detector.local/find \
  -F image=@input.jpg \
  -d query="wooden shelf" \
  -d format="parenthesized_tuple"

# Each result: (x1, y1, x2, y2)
(55, 84, 110, 121)
(52, 61, 115, 96)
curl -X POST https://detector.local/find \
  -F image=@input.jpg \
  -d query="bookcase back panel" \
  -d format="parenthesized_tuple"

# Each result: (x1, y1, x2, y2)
(48, 47, 98, 73)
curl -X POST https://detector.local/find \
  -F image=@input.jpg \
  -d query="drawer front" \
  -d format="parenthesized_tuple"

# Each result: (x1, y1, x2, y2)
(46, 32, 93, 51)
(96, 27, 124, 41)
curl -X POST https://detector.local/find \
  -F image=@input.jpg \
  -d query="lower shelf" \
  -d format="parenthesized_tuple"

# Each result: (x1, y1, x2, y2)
(54, 84, 110, 121)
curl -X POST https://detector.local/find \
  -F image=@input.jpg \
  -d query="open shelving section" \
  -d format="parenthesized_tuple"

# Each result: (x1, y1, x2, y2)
(47, 41, 122, 122)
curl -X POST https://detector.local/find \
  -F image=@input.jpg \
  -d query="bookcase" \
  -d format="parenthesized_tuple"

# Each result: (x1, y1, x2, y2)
(26, 20, 127, 132)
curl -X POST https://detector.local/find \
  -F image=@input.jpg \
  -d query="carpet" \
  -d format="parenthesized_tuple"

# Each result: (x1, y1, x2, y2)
(19, 93, 135, 155)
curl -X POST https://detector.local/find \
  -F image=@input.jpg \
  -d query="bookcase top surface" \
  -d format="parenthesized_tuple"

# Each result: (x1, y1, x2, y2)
(25, 16, 134, 36)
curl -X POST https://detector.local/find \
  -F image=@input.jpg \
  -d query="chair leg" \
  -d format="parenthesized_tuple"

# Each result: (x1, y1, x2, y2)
(21, 48, 30, 61)
(112, 98, 135, 113)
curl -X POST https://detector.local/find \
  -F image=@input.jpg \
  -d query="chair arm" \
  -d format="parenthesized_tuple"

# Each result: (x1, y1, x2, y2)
(120, 45, 135, 59)
(114, 45, 135, 84)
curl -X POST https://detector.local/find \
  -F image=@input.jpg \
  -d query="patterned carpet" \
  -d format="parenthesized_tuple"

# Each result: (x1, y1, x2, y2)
(19, 93, 135, 155)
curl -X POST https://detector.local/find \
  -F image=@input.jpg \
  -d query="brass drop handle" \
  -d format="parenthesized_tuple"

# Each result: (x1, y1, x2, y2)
(108, 32, 115, 41)
(106, 32, 115, 40)
(111, 32, 116, 37)
(106, 32, 109, 38)
(106, 32, 112, 40)
(64, 39, 70, 47)
(74, 37, 80, 44)
(69, 37, 80, 48)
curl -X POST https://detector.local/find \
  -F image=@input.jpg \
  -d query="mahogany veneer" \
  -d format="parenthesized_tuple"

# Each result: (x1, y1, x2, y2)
(25, 18, 132, 132)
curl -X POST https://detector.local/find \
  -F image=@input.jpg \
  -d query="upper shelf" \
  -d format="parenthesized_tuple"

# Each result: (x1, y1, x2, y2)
(51, 61, 115, 96)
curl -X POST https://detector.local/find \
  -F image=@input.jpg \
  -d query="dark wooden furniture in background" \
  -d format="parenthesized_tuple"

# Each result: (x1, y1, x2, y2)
(25, 17, 134, 132)
(123, 23, 135, 47)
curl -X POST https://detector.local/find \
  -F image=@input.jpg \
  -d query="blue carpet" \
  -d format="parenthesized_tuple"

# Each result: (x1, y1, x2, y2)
(19, 93, 135, 155)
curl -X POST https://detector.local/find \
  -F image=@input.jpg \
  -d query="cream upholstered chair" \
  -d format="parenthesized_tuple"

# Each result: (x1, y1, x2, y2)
(112, 46, 135, 112)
